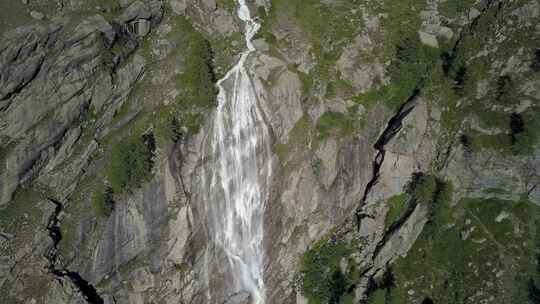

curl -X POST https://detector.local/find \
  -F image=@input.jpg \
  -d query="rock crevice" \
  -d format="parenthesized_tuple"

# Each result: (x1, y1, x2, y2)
(44, 198, 104, 304)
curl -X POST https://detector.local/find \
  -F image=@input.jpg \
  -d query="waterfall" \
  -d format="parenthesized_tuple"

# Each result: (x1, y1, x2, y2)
(200, 1, 272, 303)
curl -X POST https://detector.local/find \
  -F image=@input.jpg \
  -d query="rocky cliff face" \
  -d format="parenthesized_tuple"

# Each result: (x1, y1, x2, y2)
(0, 0, 539, 304)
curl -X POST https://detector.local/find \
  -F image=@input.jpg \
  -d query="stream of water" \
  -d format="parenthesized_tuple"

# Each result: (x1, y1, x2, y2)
(201, 1, 272, 303)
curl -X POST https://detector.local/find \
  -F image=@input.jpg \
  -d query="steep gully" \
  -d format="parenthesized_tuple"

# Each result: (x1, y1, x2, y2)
(355, 87, 420, 231)
(355, 0, 501, 261)
(45, 198, 105, 304)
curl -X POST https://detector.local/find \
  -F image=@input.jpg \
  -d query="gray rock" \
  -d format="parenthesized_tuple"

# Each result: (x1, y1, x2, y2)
(134, 19, 151, 37)
(252, 38, 269, 52)
(337, 32, 386, 93)
(30, 11, 45, 20)
(251, 54, 303, 144)
(117, 0, 163, 26)
(469, 8, 481, 20)
(169, 0, 187, 15)
(314, 138, 339, 189)
(418, 30, 439, 48)
(0, 24, 60, 102)
(117, 1, 152, 23)
(373, 202, 429, 267)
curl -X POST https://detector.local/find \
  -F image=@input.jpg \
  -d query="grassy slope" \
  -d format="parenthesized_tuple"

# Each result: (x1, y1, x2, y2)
(375, 197, 540, 304)
(271, 0, 540, 302)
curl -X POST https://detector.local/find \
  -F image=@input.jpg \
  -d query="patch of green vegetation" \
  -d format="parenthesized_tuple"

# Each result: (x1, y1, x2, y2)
(366, 289, 386, 304)
(325, 80, 354, 99)
(174, 262, 189, 273)
(255, 6, 277, 45)
(385, 194, 407, 228)
(311, 158, 323, 177)
(216, 0, 236, 13)
(383, 174, 453, 236)
(209, 31, 244, 78)
(430, 0, 540, 158)
(0, 141, 16, 167)
(274, 115, 311, 164)
(92, 184, 114, 217)
(483, 188, 508, 195)
(261, 0, 364, 80)
(438, 0, 477, 19)
(300, 235, 356, 304)
(407, 173, 438, 205)
(376, 195, 540, 304)
(115, 14, 221, 147)
(352, 29, 439, 112)
(107, 133, 155, 193)
(0, 186, 44, 228)
(466, 107, 540, 155)
(0, 1, 32, 35)
(147, 16, 219, 141)
(474, 109, 508, 130)
(407, 174, 453, 230)
(316, 112, 355, 140)
(176, 20, 217, 109)
(353, 87, 387, 110)
(470, 132, 512, 153)
(509, 109, 540, 155)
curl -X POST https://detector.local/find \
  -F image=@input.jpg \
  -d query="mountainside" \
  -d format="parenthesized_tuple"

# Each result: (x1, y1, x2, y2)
(0, 0, 539, 304)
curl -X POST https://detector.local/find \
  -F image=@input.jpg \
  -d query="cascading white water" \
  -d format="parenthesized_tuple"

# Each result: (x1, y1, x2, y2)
(200, 1, 272, 303)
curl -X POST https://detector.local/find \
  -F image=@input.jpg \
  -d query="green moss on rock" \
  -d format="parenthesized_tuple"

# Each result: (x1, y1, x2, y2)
(316, 112, 355, 140)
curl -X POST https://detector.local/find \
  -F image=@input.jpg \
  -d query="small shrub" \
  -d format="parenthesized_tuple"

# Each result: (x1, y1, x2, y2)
(405, 173, 453, 230)
(312, 158, 323, 177)
(441, 51, 454, 76)
(531, 49, 540, 72)
(529, 278, 540, 304)
(422, 297, 434, 304)
(471, 108, 540, 155)
(453, 66, 467, 93)
(92, 185, 114, 217)
(407, 173, 437, 204)
(364, 267, 396, 304)
(168, 116, 183, 143)
(459, 134, 472, 151)
(429, 179, 453, 225)
(216, 0, 236, 12)
(380, 267, 396, 290)
(495, 75, 514, 104)
(510, 112, 525, 144)
(329, 270, 348, 304)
